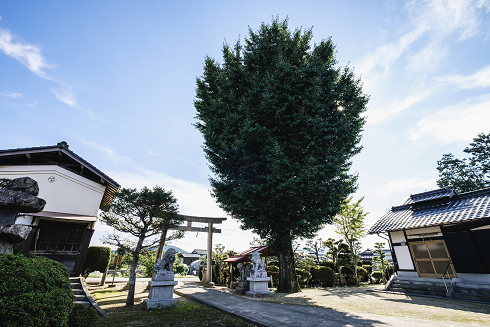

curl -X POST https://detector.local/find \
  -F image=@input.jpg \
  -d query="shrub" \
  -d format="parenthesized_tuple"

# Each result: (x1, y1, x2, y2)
(319, 261, 336, 271)
(356, 266, 368, 282)
(371, 271, 383, 283)
(0, 253, 74, 327)
(198, 265, 203, 281)
(68, 303, 98, 327)
(311, 266, 336, 287)
(295, 268, 311, 287)
(362, 264, 372, 275)
(82, 246, 111, 278)
(384, 265, 395, 280)
(174, 263, 188, 275)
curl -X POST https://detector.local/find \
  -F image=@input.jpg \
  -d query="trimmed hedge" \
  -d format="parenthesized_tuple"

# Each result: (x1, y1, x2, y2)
(82, 246, 111, 278)
(0, 253, 74, 327)
(371, 271, 383, 283)
(310, 266, 336, 287)
(68, 303, 98, 327)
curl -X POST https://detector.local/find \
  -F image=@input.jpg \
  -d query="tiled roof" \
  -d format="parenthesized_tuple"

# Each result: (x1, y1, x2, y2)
(368, 188, 490, 234)
(403, 189, 455, 205)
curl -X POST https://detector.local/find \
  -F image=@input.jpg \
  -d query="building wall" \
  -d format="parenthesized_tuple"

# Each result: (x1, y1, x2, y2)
(0, 165, 105, 217)
(389, 231, 416, 271)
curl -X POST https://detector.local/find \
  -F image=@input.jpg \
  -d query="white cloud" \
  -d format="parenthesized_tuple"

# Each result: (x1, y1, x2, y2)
(0, 28, 81, 108)
(437, 65, 490, 89)
(0, 91, 22, 99)
(367, 88, 433, 124)
(0, 28, 53, 78)
(376, 177, 436, 196)
(51, 82, 77, 107)
(408, 94, 490, 143)
(359, 0, 490, 122)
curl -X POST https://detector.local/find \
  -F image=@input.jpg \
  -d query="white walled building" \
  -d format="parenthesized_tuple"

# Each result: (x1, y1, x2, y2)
(0, 142, 119, 275)
(369, 188, 490, 284)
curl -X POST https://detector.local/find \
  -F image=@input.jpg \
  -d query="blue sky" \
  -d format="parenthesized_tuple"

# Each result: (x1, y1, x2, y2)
(2, 1, 490, 253)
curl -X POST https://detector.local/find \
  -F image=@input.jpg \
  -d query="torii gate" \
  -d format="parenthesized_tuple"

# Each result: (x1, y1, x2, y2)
(174, 215, 227, 285)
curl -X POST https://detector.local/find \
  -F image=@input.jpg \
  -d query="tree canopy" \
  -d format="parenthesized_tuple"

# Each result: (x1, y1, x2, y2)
(194, 18, 368, 292)
(437, 133, 490, 193)
(100, 186, 182, 305)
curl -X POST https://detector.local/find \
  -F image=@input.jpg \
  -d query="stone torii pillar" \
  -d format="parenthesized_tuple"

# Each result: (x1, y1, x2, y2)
(175, 215, 226, 287)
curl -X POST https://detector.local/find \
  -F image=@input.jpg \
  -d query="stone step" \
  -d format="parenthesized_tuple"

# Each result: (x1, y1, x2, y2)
(454, 287, 490, 296)
(394, 280, 446, 287)
(453, 293, 490, 303)
(71, 283, 82, 289)
(75, 294, 87, 301)
(72, 289, 84, 295)
(391, 284, 447, 293)
(389, 287, 447, 297)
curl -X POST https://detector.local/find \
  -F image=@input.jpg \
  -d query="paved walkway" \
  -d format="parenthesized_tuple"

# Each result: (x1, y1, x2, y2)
(174, 280, 480, 327)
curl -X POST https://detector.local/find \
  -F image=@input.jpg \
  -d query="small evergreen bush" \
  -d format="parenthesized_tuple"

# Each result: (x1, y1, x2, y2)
(82, 246, 111, 278)
(356, 266, 368, 282)
(371, 271, 383, 283)
(295, 268, 311, 287)
(174, 263, 188, 275)
(0, 253, 74, 327)
(384, 265, 395, 280)
(68, 303, 98, 327)
(310, 266, 336, 287)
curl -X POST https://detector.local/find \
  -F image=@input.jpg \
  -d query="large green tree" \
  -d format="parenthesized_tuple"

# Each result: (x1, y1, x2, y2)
(437, 133, 490, 193)
(194, 18, 368, 293)
(100, 186, 182, 306)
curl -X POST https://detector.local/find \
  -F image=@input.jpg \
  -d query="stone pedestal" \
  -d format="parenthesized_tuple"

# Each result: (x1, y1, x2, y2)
(143, 280, 178, 309)
(235, 280, 249, 295)
(246, 277, 272, 297)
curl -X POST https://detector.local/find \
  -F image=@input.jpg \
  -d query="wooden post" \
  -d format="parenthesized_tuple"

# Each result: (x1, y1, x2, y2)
(229, 263, 233, 288)
(206, 222, 213, 285)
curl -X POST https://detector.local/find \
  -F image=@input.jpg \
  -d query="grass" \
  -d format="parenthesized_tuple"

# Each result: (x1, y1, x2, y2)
(213, 284, 490, 326)
(90, 282, 254, 327)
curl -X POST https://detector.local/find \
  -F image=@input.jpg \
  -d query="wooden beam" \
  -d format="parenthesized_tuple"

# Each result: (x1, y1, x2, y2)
(174, 226, 221, 233)
(179, 215, 226, 224)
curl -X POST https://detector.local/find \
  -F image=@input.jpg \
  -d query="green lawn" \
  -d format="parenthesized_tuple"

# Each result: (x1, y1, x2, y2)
(91, 283, 254, 327)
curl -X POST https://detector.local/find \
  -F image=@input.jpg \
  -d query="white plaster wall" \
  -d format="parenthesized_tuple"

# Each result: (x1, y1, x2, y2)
(390, 231, 406, 243)
(393, 245, 415, 270)
(457, 273, 490, 284)
(0, 165, 105, 216)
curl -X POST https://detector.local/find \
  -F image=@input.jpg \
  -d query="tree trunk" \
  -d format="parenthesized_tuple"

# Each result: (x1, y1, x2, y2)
(152, 228, 168, 280)
(277, 244, 300, 293)
(155, 228, 168, 261)
(353, 261, 359, 286)
(126, 236, 144, 306)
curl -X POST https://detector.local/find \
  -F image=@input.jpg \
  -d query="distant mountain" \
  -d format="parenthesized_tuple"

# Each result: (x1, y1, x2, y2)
(164, 244, 187, 254)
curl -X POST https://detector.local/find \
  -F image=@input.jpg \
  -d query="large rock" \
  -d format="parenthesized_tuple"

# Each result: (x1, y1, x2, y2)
(0, 177, 46, 225)
(0, 189, 46, 213)
(0, 224, 32, 243)
(5, 177, 40, 196)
